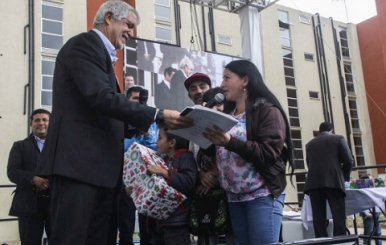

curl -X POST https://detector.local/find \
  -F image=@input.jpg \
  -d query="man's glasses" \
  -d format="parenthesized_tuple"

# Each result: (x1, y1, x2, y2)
(120, 18, 135, 29)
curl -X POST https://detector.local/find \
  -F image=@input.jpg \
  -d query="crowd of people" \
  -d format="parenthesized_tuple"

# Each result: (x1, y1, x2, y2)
(6, 1, 381, 245)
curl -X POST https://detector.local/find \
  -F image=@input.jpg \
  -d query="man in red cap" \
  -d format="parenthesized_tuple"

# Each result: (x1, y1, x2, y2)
(184, 72, 212, 105)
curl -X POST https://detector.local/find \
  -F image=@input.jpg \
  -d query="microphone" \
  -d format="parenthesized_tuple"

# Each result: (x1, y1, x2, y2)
(205, 93, 225, 108)
(139, 88, 149, 105)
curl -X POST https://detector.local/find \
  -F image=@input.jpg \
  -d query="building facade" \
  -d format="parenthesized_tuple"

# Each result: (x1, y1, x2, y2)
(357, 0, 386, 172)
(0, 0, 376, 242)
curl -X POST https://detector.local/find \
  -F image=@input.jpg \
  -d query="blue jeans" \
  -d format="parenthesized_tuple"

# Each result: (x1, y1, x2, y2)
(228, 194, 285, 245)
(363, 212, 382, 245)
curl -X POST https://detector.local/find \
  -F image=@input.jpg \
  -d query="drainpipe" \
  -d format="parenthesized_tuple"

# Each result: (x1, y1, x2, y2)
(312, 15, 328, 122)
(330, 18, 352, 151)
(24, 0, 35, 135)
(201, 6, 207, 51)
(173, 0, 181, 46)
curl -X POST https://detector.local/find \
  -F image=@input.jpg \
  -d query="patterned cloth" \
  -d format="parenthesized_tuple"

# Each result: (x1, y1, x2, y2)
(123, 143, 186, 220)
(216, 112, 270, 202)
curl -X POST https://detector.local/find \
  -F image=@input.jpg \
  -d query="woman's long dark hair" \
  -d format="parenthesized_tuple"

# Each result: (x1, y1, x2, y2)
(224, 59, 295, 177)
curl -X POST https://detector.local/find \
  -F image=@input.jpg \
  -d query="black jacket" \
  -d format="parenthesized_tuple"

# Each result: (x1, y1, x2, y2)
(225, 99, 288, 198)
(304, 132, 353, 194)
(37, 31, 157, 188)
(160, 150, 198, 226)
(7, 134, 48, 217)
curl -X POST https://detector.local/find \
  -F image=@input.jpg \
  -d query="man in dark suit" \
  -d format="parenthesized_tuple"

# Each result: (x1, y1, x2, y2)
(37, 1, 191, 244)
(304, 122, 353, 238)
(170, 57, 195, 111)
(154, 67, 177, 109)
(7, 109, 51, 245)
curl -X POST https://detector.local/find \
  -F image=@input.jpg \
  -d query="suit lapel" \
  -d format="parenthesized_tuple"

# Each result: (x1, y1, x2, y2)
(88, 31, 120, 93)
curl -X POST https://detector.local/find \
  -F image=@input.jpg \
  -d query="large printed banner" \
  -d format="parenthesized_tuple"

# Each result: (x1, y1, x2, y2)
(124, 39, 238, 111)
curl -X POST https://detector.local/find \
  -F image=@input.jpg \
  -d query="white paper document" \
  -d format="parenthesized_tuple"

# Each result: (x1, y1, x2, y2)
(169, 105, 238, 149)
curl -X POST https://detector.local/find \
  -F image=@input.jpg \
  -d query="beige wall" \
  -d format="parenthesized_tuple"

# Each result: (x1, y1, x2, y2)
(0, 0, 31, 241)
(260, 5, 376, 201)
(0, 0, 87, 242)
(0, 0, 376, 241)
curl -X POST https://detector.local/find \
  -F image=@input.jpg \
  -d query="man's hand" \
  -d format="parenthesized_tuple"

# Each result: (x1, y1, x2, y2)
(32, 176, 49, 191)
(162, 109, 193, 129)
(200, 170, 218, 188)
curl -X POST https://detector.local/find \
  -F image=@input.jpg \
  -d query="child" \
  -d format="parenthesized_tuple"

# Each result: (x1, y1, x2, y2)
(147, 126, 198, 245)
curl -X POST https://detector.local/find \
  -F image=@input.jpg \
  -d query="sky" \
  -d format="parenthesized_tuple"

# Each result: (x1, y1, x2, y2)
(277, 0, 377, 24)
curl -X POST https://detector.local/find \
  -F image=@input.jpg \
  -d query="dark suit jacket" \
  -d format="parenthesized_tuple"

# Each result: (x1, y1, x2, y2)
(154, 81, 170, 109)
(7, 135, 45, 217)
(304, 132, 353, 194)
(170, 70, 193, 111)
(37, 31, 157, 188)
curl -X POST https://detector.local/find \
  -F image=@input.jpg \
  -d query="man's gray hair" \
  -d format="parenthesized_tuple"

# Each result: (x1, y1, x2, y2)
(93, 0, 140, 29)
(179, 56, 194, 70)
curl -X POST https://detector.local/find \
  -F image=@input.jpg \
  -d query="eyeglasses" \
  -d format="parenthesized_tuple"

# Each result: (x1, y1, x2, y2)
(120, 18, 135, 29)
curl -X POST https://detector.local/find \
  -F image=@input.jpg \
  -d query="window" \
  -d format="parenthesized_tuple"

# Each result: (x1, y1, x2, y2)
(41, 3, 63, 51)
(40, 1, 63, 108)
(280, 28, 291, 47)
(278, 10, 289, 24)
(353, 135, 365, 166)
(304, 53, 314, 61)
(41, 58, 55, 108)
(344, 63, 355, 94)
(339, 27, 350, 58)
(299, 14, 311, 24)
(155, 0, 171, 20)
(291, 129, 304, 169)
(349, 99, 360, 129)
(155, 26, 172, 43)
(218, 35, 232, 45)
(309, 91, 319, 99)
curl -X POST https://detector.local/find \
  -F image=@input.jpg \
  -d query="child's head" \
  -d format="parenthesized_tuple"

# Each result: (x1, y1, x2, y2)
(202, 87, 224, 112)
(156, 127, 189, 155)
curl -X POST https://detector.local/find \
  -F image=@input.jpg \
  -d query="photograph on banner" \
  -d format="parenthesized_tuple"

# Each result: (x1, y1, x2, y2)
(124, 39, 239, 111)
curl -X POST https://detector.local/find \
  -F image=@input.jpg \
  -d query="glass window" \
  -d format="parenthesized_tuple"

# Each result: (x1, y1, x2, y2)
(278, 10, 289, 24)
(42, 60, 55, 75)
(42, 76, 53, 90)
(290, 117, 300, 126)
(291, 129, 302, 139)
(304, 53, 314, 61)
(42, 20, 62, 35)
(284, 67, 294, 77)
(283, 58, 293, 67)
(309, 91, 319, 99)
(42, 34, 63, 50)
(288, 98, 298, 107)
(299, 15, 311, 24)
(289, 108, 299, 117)
(282, 49, 292, 59)
(41, 91, 53, 107)
(155, 26, 172, 43)
(287, 88, 297, 98)
(155, 5, 170, 19)
(155, 0, 170, 6)
(41, 2, 63, 51)
(218, 35, 232, 45)
(42, 4, 63, 20)
(285, 76, 295, 86)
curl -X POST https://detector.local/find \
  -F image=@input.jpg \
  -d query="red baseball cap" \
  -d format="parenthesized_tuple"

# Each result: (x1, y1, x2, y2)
(184, 73, 212, 90)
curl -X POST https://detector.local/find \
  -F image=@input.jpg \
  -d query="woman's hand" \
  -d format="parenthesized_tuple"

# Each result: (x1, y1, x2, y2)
(203, 125, 231, 146)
